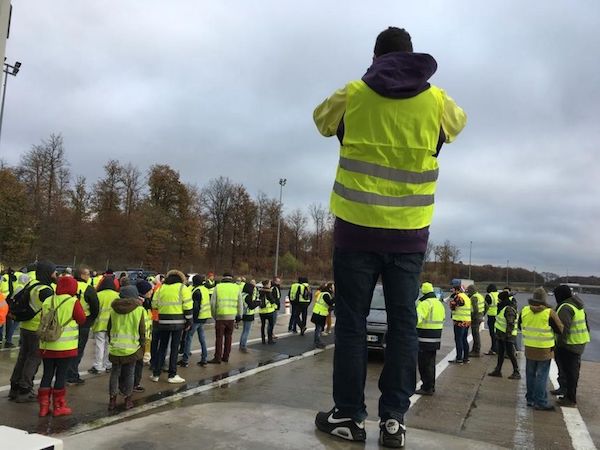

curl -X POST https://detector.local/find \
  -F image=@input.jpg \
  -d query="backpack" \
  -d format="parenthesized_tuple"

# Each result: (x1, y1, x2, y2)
(38, 296, 70, 342)
(8, 281, 41, 322)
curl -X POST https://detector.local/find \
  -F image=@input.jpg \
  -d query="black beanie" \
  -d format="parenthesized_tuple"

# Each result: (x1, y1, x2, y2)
(553, 285, 572, 303)
(487, 284, 497, 293)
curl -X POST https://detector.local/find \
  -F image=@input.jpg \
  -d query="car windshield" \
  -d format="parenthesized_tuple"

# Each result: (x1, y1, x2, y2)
(371, 285, 385, 310)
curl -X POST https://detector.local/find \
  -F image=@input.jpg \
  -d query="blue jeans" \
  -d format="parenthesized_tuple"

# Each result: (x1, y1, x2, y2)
(183, 322, 208, 363)
(239, 320, 252, 348)
(332, 248, 423, 422)
(314, 323, 324, 345)
(5, 318, 18, 344)
(453, 325, 469, 361)
(526, 358, 551, 407)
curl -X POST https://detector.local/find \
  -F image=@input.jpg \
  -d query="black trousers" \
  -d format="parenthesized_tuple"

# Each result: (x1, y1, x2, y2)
(154, 329, 183, 378)
(418, 350, 436, 392)
(496, 339, 518, 373)
(41, 358, 72, 389)
(288, 303, 299, 331)
(555, 346, 581, 402)
(295, 303, 309, 329)
(470, 315, 482, 353)
(487, 316, 497, 352)
(260, 313, 274, 342)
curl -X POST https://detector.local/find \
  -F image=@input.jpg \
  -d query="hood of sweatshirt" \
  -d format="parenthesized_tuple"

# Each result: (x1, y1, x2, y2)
(36, 260, 56, 286)
(361, 51, 437, 99)
(560, 295, 584, 310)
(111, 297, 140, 314)
(528, 304, 548, 313)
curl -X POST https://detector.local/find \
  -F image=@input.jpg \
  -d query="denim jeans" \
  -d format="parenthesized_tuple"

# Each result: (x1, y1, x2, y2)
(154, 329, 183, 377)
(314, 323, 323, 345)
(332, 248, 423, 422)
(288, 303, 298, 331)
(525, 358, 551, 407)
(260, 313, 274, 343)
(239, 320, 252, 349)
(5, 318, 18, 344)
(183, 322, 208, 363)
(10, 328, 41, 391)
(109, 362, 136, 397)
(453, 325, 469, 361)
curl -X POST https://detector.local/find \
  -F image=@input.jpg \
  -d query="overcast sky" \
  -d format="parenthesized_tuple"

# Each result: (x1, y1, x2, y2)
(2, 1, 599, 276)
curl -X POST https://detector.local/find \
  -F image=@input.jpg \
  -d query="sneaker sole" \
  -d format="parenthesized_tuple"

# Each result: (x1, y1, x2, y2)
(315, 418, 366, 442)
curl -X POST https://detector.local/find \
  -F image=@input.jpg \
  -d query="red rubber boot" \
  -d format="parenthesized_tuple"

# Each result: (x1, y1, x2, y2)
(37, 388, 52, 417)
(52, 388, 72, 417)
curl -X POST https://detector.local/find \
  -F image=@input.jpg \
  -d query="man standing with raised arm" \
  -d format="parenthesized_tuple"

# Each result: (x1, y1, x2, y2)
(313, 26, 466, 448)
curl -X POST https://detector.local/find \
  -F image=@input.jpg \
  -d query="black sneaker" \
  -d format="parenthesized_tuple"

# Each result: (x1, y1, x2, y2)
(379, 418, 406, 448)
(88, 367, 100, 375)
(177, 360, 189, 368)
(67, 378, 86, 386)
(315, 408, 366, 442)
(133, 385, 146, 393)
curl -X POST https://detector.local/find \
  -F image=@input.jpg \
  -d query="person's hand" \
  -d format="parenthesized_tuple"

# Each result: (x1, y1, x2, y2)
(184, 320, 192, 331)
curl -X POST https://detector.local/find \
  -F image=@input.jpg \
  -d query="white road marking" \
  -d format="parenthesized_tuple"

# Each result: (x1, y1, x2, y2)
(550, 360, 597, 450)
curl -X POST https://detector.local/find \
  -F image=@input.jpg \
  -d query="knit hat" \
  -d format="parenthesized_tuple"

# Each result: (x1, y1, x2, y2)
(553, 285, 572, 303)
(56, 276, 78, 296)
(498, 291, 511, 302)
(486, 284, 497, 293)
(529, 287, 548, 305)
(120, 285, 140, 299)
(466, 285, 476, 295)
(421, 282, 434, 294)
(136, 280, 153, 296)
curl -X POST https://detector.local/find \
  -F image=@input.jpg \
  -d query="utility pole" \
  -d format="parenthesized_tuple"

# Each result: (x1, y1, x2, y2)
(468, 240, 472, 279)
(274, 178, 286, 277)
(506, 260, 509, 285)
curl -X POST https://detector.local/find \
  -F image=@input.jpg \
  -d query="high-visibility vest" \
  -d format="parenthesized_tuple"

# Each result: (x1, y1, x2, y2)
(471, 292, 485, 314)
(39, 294, 79, 352)
(27, 271, 37, 282)
(290, 283, 310, 303)
(145, 309, 152, 340)
(330, 80, 445, 230)
(417, 298, 445, 330)
(258, 291, 276, 314)
(557, 303, 590, 345)
(20, 284, 52, 332)
(495, 306, 517, 337)
(92, 275, 102, 288)
(109, 306, 145, 357)
(313, 291, 331, 317)
(192, 285, 212, 320)
(214, 282, 239, 316)
(0, 274, 10, 296)
(153, 283, 193, 325)
(244, 286, 260, 315)
(451, 293, 471, 322)
(0, 293, 8, 325)
(521, 306, 554, 348)
(92, 289, 119, 332)
(487, 291, 499, 316)
(77, 281, 91, 317)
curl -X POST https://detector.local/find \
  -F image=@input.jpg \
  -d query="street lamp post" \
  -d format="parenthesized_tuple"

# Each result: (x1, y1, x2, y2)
(274, 178, 287, 277)
(0, 61, 22, 146)
(506, 260, 509, 285)
(468, 240, 472, 279)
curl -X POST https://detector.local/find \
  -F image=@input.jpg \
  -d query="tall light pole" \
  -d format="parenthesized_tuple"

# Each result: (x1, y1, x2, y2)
(506, 259, 509, 285)
(0, 60, 21, 146)
(274, 178, 286, 277)
(468, 240, 472, 279)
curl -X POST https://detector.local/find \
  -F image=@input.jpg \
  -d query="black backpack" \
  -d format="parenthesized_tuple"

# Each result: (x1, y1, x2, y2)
(8, 281, 42, 322)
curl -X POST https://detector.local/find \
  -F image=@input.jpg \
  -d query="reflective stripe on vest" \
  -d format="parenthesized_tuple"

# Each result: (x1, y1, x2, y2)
(487, 291, 499, 316)
(92, 290, 119, 332)
(20, 284, 51, 332)
(77, 281, 91, 316)
(215, 283, 239, 316)
(154, 283, 193, 324)
(494, 306, 517, 336)
(330, 80, 444, 230)
(193, 285, 212, 319)
(39, 294, 79, 351)
(417, 298, 445, 330)
(109, 306, 144, 356)
(521, 306, 554, 348)
(451, 293, 471, 322)
(312, 291, 330, 316)
(557, 303, 590, 345)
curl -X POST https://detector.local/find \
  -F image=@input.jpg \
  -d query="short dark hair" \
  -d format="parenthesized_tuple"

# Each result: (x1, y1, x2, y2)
(374, 27, 413, 56)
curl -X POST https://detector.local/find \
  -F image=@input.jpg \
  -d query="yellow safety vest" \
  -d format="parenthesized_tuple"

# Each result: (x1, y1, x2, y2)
(214, 282, 239, 316)
(313, 291, 331, 317)
(20, 284, 52, 332)
(290, 283, 310, 303)
(417, 298, 445, 330)
(39, 294, 79, 352)
(152, 283, 193, 325)
(0, 274, 10, 296)
(487, 291, 499, 316)
(521, 306, 554, 348)
(77, 281, 91, 317)
(330, 80, 444, 230)
(193, 285, 212, 320)
(557, 303, 590, 345)
(494, 306, 517, 337)
(109, 306, 145, 357)
(244, 286, 260, 315)
(259, 287, 276, 314)
(92, 289, 119, 332)
(451, 293, 471, 322)
(471, 292, 485, 315)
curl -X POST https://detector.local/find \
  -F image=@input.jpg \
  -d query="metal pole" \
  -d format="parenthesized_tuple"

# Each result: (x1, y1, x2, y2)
(506, 260, 509, 285)
(533, 266, 536, 289)
(0, 69, 9, 146)
(468, 241, 472, 279)
(274, 178, 286, 277)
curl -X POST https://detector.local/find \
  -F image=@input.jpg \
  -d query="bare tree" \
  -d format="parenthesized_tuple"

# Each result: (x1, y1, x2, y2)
(309, 202, 327, 257)
(202, 176, 236, 267)
(287, 208, 308, 260)
(121, 163, 143, 217)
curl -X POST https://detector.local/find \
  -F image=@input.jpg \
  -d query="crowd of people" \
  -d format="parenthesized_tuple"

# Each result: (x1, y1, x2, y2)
(0, 262, 336, 416)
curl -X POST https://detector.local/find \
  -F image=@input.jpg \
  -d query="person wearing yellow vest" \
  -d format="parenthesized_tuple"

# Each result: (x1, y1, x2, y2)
(518, 288, 563, 411)
(290, 277, 312, 335)
(465, 285, 484, 357)
(313, 26, 467, 447)
(238, 279, 260, 352)
(1, 267, 19, 348)
(66, 267, 99, 385)
(133, 279, 155, 393)
(311, 283, 335, 349)
(38, 275, 86, 417)
(258, 280, 277, 345)
(150, 270, 192, 383)
(107, 285, 146, 411)
(89, 274, 120, 374)
(208, 272, 243, 364)
(552, 285, 590, 407)
(180, 275, 213, 364)
(484, 284, 500, 355)
(9, 261, 56, 403)
(449, 285, 472, 364)
(415, 282, 446, 396)
(488, 291, 520, 379)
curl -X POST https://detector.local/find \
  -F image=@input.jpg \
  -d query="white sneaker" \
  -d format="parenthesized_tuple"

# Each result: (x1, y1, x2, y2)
(168, 375, 186, 384)
(149, 375, 159, 382)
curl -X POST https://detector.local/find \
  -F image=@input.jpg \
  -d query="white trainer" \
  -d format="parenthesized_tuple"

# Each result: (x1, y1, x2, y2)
(168, 375, 186, 384)
(149, 375, 159, 382)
